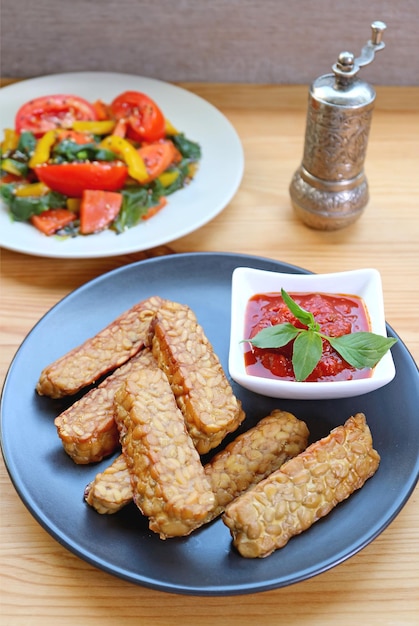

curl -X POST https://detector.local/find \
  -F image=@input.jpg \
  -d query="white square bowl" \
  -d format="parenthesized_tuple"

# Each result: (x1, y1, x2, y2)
(228, 267, 396, 400)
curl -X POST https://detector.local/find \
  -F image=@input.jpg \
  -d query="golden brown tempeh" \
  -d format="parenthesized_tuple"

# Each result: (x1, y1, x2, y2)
(84, 454, 132, 514)
(149, 300, 245, 454)
(54, 350, 156, 464)
(222, 413, 380, 558)
(36, 296, 164, 398)
(114, 367, 215, 539)
(205, 410, 309, 520)
(85, 410, 309, 517)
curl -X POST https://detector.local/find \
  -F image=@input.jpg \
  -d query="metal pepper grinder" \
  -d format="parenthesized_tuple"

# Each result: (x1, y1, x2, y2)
(289, 21, 387, 230)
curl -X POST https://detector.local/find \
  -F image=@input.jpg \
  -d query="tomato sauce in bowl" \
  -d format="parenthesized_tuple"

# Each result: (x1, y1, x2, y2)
(244, 293, 372, 382)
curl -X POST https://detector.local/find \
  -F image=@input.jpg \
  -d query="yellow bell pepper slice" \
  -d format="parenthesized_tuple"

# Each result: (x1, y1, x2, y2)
(1, 128, 19, 154)
(165, 119, 178, 136)
(99, 135, 148, 183)
(73, 120, 116, 135)
(1, 158, 25, 177)
(157, 170, 180, 187)
(66, 197, 81, 213)
(28, 130, 58, 168)
(187, 162, 199, 179)
(14, 182, 49, 197)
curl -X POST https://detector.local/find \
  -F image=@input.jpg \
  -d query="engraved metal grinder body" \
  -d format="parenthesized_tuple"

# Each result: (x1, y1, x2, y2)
(290, 21, 387, 230)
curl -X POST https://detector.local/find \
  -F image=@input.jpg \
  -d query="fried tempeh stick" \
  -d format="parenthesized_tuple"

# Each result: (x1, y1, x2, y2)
(85, 454, 133, 514)
(149, 300, 245, 454)
(85, 410, 309, 518)
(205, 410, 309, 520)
(222, 413, 380, 558)
(54, 350, 156, 464)
(37, 296, 164, 398)
(114, 367, 215, 539)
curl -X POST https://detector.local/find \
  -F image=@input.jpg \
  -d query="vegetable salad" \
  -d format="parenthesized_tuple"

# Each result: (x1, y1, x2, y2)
(0, 91, 201, 236)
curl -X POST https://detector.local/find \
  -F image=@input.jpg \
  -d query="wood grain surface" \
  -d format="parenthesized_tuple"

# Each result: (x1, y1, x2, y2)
(0, 82, 418, 626)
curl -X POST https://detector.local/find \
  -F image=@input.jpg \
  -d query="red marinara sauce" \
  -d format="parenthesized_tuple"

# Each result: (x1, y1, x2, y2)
(244, 292, 372, 382)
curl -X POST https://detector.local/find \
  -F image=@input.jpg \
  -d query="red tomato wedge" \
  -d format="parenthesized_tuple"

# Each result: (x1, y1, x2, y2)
(79, 190, 123, 234)
(110, 91, 165, 142)
(30, 208, 77, 235)
(112, 118, 128, 138)
(92, 99, 112, 121)
(55, 129, 94, 144)
(142, 197, 167, 220)
(138, 140, 181, 183)
(1, 173, 25, 184)
(15, 95, 97, 135)
(35, 161, 128, 197)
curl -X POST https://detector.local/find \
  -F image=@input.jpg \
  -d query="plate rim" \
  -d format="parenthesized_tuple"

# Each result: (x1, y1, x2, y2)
(1, 251, 419, 596)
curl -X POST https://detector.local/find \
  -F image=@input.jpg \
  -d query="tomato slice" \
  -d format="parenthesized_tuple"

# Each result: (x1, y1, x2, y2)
(110, 91, 165, 142)
(92, 99, 112, 121)
(35, 161, 128, 197)
(30, 208, 77, 236)
(138, 140, 181, 183)
(79, 190, 123, 234)
(142, 196, 167, 220)
(55, 129, 95, 144)
(15, 95, 97, 136)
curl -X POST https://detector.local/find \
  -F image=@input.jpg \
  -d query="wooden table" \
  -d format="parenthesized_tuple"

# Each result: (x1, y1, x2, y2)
(1, 82, 418, 625)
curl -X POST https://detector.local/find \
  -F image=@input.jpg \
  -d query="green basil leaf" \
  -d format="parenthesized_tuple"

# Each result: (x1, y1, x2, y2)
(281, 288, 319, 330)
(156, 162, 190, 196)
(292, 330, 323, 381)
(47, 191, 68, 208)
(93, 148, 120, 162)
(121, 186, 150, 206)
(328, 332, 397, 368)
(171, 133, 201, 160)
(6, 190, 67, 221)
(52, 140, 118, 163)
(245, 322, 300, 348)
(8, 195, 49, 221)
(112, 186, 163, 233)
(0, 182, 15, 203)
(17, 131, 36, 157)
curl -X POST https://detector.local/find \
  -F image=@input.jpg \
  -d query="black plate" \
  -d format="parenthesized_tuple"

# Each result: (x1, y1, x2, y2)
(1, 252, 418, 596)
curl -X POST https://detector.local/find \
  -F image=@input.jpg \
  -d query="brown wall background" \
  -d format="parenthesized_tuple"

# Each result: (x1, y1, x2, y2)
(1, 0, 418, 85)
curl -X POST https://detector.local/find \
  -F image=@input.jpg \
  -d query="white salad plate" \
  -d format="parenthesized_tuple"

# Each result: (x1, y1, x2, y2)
(0, 72, 244, 258)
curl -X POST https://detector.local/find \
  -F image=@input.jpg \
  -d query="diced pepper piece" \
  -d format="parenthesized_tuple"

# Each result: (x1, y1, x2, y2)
(1, 128, 19, 154)
(14, 182, 49, 197)
(187, 162, 199, 178)
(79, 189, 123, 234)
(1, 158, 28, 177)
(164, 119, 179, 136)
(157, 170, 180, 188)
(66, 197, 81, 213)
